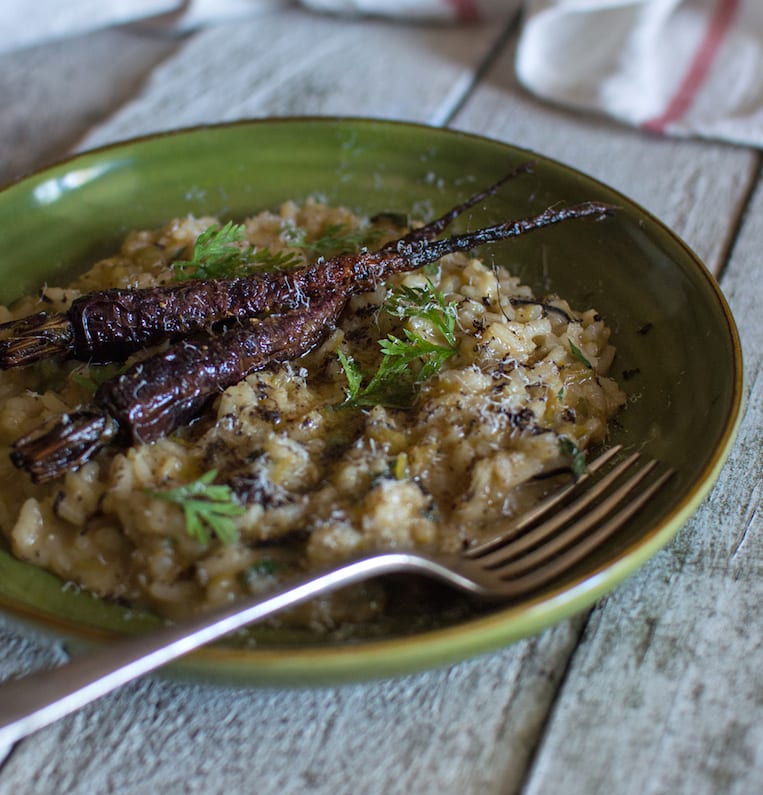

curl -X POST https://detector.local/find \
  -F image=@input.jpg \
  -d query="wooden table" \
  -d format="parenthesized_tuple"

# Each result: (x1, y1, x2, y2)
(1, 8, 761, 793)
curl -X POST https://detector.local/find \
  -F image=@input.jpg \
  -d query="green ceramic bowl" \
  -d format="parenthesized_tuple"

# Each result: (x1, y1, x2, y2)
(0, 119, 743, 685)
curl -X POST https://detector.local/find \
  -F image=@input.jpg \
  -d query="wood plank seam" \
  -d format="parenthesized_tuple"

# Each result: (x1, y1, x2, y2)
(439, 10, 521, 127)
(713, 153, 763, 284)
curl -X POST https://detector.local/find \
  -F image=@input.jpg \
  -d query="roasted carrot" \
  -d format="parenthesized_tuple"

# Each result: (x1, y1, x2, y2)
(9, 193, 614, 481)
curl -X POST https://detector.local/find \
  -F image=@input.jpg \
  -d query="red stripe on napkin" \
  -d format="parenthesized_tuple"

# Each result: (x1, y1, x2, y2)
(444, 0, 480, 22)
(643, 0, 739, 133)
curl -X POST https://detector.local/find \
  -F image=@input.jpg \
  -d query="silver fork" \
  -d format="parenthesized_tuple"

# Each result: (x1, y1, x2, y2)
(0, 446, 672, 749)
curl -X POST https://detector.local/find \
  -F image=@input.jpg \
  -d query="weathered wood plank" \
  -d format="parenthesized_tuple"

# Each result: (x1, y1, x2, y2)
(79, 7, 516, 151)
(0, 0, 180, 54)
(450, 38, 758, 275)
(0, 27, 179, 185)
(0, 619, 582, 795)
(518, 176, 763, 795)
(0, 616, 67, 769)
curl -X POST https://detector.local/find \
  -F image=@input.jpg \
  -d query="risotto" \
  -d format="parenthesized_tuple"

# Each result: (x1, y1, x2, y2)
(0, 199, 626, 628)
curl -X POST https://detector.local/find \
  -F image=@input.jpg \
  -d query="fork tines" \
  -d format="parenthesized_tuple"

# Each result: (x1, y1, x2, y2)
(466, 446, 675, 594)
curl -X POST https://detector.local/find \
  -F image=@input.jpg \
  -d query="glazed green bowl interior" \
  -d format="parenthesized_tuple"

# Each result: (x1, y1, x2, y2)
(0, 119, 742, 685)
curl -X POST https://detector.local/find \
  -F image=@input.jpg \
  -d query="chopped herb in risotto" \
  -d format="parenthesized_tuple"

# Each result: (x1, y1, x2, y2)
(0, 197, 625, 627)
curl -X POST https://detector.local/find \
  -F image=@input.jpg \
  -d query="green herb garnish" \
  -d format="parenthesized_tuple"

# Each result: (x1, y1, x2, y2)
(173, 222, 301, 280)
(284, 222, 382, 259)
(337, 350, 364, 399)
(568, 339, 592, 369)
(385, 282, 458, 350)
(255, 248, 303, 271)
(172, 221, 246, 280)
(149, 469, 245, 545)
(338, 281, 459, 408)
(559, 437, 587, 477)
(241, 558, 278, 582)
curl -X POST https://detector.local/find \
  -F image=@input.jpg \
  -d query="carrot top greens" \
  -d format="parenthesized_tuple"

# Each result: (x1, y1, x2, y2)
(149, 469, 245, 545)
(337, 281, 459, 409)
(284, 222, 383, 260)
(172, 221, 301, 280)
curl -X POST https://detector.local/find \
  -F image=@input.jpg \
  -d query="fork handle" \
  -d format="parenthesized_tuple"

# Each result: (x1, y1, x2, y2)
(0, 552, 457, 749)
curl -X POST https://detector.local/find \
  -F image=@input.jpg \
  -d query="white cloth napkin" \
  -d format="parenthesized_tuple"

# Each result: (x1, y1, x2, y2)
(516, 0, 763, 148)
(4, 0, 763, 148)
